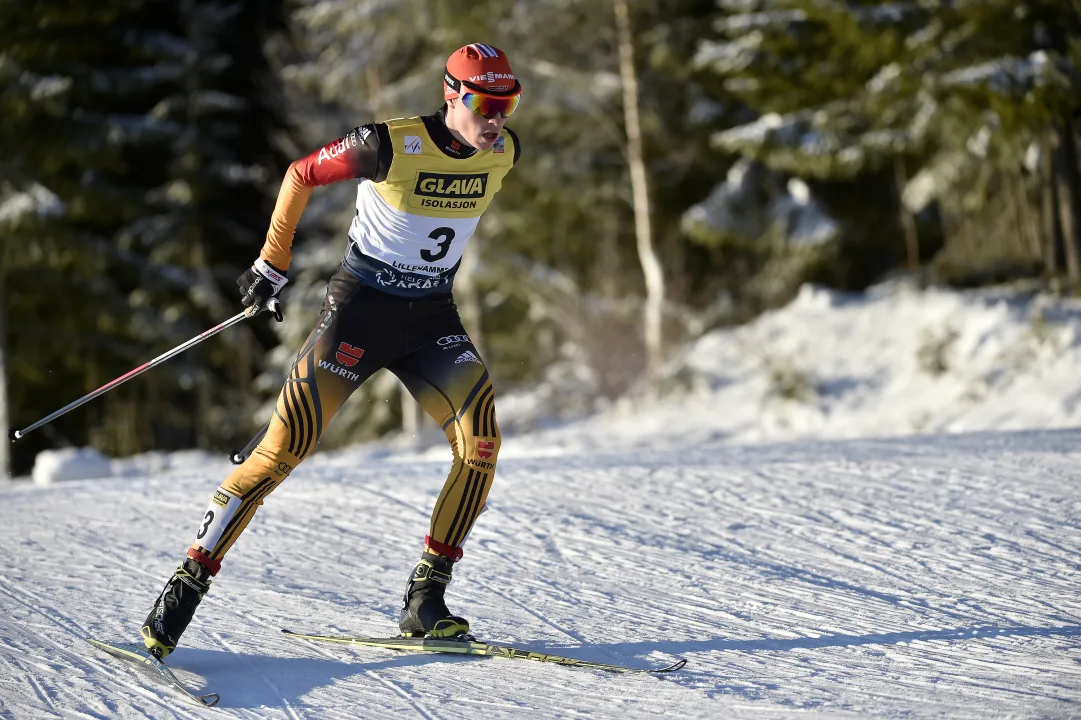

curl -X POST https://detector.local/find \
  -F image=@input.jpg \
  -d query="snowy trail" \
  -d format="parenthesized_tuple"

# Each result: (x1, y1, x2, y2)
(2, 428, 1081, 718)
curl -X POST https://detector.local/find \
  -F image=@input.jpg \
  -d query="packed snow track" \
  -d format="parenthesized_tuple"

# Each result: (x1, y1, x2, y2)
(1, 428, 1079, 718)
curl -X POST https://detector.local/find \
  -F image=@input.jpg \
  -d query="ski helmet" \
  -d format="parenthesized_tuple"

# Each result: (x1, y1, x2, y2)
(444, 43, 521, 100)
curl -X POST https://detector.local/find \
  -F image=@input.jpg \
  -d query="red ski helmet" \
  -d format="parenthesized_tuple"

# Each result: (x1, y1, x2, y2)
(444, 43, 521, 100)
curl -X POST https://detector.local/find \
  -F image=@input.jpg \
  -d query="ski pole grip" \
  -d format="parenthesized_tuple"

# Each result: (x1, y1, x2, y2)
(8, 428, 20, 442)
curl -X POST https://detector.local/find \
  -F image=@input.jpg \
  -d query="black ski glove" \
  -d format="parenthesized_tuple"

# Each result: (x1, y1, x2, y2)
(237, 258, 287, 321)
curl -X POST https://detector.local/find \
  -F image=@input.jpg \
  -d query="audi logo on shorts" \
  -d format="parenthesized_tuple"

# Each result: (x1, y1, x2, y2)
(437, 334, 470, 347)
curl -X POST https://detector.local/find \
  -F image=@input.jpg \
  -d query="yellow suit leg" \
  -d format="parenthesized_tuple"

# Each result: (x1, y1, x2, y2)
(393, 355, 500, 559)
(186, 313, 371, 572)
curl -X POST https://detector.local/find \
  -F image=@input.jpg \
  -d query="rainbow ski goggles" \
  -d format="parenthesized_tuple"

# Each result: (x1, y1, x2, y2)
(445, 69, 522, 119)
(460, 90, 521, 119)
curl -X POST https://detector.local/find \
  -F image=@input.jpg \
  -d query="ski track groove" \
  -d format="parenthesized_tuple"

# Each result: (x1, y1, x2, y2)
(16, 653, 59, 717)
(281, 620, 449, 720)
(0, 577, 202, 719)
(362, 668, 439, 720)
(213, 630, 301, 720)
(80, 544, 325, 717)
(469, 574, 586, 645)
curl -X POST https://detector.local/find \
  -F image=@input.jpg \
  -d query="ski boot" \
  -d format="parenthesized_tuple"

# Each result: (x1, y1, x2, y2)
(140, 557, 212, 659)
(399, 552, 470, 639)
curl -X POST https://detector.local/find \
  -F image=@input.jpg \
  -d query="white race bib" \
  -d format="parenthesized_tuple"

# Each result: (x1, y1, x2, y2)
(192, 488, 242, 552)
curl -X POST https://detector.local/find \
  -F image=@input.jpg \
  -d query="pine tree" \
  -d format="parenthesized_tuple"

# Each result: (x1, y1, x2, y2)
(696, 0, 1081, 289)
(1, 0, 156, 470)
(0, 0, 292, 473)
(125, 0, 292, 450)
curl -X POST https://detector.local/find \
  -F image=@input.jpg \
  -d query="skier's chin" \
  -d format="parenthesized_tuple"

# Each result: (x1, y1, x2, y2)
(477, 131, 500, 149)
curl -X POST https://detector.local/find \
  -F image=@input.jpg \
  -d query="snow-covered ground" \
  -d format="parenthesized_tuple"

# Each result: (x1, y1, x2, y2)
(503, 280, 1081, 452)
(3, 281, 1081, 718)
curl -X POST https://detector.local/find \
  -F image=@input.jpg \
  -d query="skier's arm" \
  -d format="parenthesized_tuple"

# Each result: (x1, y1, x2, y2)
(260, 123, 393, 271)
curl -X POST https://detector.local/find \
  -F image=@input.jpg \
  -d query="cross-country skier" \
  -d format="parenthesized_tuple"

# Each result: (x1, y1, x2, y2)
(140, 43, 522, 659)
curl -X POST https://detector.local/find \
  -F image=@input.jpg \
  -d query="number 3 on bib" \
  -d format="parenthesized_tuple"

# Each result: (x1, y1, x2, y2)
(422, 227, 455, 262)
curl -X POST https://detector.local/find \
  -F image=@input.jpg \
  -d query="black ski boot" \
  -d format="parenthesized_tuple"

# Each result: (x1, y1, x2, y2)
(399, 552, 470, 639)
(140, 558, 212, 659)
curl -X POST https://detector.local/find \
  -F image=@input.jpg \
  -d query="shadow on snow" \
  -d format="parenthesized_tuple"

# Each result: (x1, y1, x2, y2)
(572, 622, 1081, 660)
(162, 623, 1081, 709)
(164, 646, 473, 710)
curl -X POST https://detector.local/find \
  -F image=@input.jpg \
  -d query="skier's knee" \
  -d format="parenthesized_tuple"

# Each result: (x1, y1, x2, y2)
(464, 428, 500, 471)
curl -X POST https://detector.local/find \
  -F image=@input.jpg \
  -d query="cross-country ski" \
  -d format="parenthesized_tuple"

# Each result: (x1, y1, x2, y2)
(87, 639, 220, 707)
(281, 628, 688, 674)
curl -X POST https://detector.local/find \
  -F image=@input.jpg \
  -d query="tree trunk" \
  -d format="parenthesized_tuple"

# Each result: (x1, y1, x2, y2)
(595, 209, 621, 300)
(1012, 171, 1041, 262)
(614, 0, 665, 373)
(1053, 117, 1081, 285)
(1005, 172, 1031, 261)
(894, 155, 920, 269)
(1043, 133, 1064, 277)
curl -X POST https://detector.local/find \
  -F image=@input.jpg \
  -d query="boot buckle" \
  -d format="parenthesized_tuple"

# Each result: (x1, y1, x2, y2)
(412, 560, 452, 585)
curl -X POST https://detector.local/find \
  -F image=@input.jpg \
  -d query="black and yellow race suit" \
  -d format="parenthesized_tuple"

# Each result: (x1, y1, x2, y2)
(186, 107, 519, 572)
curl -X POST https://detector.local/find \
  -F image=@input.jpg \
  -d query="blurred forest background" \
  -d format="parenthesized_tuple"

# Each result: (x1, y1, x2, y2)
(2, 0, 1080, 477)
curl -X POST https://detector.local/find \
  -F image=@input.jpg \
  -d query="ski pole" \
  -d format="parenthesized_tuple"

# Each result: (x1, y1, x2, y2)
(8, 299, 280, 442)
